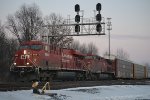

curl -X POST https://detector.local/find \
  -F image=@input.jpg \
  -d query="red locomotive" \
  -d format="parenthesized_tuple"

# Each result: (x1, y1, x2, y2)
(10, 40, 112, 81)
(10, 40, 150, 81)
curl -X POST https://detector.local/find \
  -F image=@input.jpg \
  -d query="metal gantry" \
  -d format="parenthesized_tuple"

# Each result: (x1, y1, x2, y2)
(42, 3, 106, 40)
(42, 17, 105, 37)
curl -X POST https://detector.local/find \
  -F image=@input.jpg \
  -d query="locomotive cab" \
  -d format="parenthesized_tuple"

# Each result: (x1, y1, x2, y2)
(10, 40, 44, 73)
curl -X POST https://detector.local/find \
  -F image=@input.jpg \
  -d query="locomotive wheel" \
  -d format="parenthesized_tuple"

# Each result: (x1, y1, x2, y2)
(76, 72, 85, 81)
(39, 71, 56, 82)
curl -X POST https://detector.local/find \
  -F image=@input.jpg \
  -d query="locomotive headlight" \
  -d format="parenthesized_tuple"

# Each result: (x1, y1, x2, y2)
(27, 62, 29, 65)
(14, 63, 16, 65)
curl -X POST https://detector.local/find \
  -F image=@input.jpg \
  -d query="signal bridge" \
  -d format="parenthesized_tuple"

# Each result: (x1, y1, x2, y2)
(42, 17, 105, 37)
(42, 3, 105, 38)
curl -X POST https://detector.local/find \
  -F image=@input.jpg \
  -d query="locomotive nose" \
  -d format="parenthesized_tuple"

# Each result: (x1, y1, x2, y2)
(13, 49, 31, 66)
(11, 49, 37, 73)
(20, 50, 30, 60)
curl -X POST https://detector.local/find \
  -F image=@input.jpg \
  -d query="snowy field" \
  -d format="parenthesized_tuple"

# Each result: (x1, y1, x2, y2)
(0, 85, 150, 100)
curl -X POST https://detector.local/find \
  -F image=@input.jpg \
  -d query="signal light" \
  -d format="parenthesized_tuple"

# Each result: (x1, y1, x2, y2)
(96, 23, 102, 32)
(96, 14, 101, 21)
(75, 4, 80, 12)
(75, 25, 80, 32)
(75, 15, 80, 23)
(96, 3, 102, 33)
(96, 3, 101, 11)
(75, 4, 80, 33)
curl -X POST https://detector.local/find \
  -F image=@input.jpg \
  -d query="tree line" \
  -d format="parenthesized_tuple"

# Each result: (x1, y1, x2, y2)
(0, 3, 99, 81)
(0, 3, 135, 81)
(5, 3, 98, 54)
(0, 21, 18, 81)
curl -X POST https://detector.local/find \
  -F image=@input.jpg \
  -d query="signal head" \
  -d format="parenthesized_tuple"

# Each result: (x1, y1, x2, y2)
(96, 3, 101, 11)
(75, 25, 80, 32)
(75, 4, 80, 12)
(96, 23, 102, 32)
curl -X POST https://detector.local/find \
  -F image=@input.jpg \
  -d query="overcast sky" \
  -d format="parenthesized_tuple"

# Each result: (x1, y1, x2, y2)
(0, 0, 150, 65)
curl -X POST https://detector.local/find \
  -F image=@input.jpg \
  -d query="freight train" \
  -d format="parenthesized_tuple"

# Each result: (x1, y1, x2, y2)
(10, 40, 150, 81)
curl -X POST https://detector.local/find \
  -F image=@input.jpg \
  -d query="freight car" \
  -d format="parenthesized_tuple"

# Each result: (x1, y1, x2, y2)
(133, 64, 146, 79)
(113, 59, 134, 79)
(146, 67, 150, 79)
(113, 58, 149, 79)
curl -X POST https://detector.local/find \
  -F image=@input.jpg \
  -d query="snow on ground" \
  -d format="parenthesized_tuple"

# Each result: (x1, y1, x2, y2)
(0, 85, 150, 100)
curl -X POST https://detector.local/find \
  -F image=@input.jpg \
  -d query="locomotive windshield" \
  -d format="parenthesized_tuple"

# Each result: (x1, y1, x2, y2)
(19, 45, 30, 49)
(85, 56, 93, 59)
(19, 44, 43, 50)
(30, 45, 43, 50)
(85, 56, 100, 60)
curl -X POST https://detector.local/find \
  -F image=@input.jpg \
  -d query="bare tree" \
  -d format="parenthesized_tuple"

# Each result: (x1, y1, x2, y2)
(79, 43, 88, 54)
(0, 21, 8, 63)
(44, 13, 73, 48)
(0, 21, 18, 63)
(144, 63, 150, 67)
(103, 51, 109, 57)
(6, 3, 43, 43)
(116, 48, 130, 60)
(7, 39, 19, 63)
(70, 40, 80, 50)
(70, 41, 98, 54)
(87, 42, 98, 55)
(6, 15, 22, 43)
(0, 21, 19, 81)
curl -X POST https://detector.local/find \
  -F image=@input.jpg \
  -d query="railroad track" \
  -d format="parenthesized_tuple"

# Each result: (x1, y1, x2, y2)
(0, 79, 150, 91)
(0, 82, 31, 91)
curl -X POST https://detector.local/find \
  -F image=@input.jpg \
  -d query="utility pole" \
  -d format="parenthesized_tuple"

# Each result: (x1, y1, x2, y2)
(80, 10, 84, 34)
(107, 18, 112, 59)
